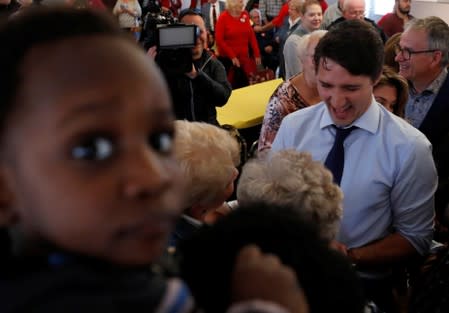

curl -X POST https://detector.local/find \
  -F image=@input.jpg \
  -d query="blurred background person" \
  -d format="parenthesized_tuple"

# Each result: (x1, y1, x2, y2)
(283, 0, 322, 79)
(201, 0, 225, 49)
(215, 0, 261, 88)
(250, 8, 279, 72)
(374, 66, 408, 117)
(158, 9, 232, 125)
(113, 0, 142, 34)
(378, 0, 413, 38)
(327, 0, 387, 43)
(321, 0, 342, 29)
(169, 121, 240, 248)
(275, 0, 302, 79)
(258, 30, 325, 151)
(258, 0, 284, 22)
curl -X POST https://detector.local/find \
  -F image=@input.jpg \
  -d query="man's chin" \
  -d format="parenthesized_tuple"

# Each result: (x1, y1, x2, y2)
(192, 47, 203, 58)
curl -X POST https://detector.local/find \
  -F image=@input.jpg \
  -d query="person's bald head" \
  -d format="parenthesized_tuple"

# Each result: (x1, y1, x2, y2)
(342, 0, 365, 20)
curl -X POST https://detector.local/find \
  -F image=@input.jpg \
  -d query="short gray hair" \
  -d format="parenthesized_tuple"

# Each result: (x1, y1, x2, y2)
(297, 29, 327, 61)
(404, 16, 449, 67)
(237, 150, 343, 241)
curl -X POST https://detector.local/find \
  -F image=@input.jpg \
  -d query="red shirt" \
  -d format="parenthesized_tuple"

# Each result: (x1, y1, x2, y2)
(271, 3, 288, 27)
(320, 0, 328, 13)
(215, 10, 261, 59)
(271, 0, 327, 27)
(378, 12, 413, 37)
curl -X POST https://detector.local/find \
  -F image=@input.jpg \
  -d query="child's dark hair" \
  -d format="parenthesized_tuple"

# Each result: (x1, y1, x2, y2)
(178, 202, 366, 313)
(314, 19, 384, 82)
(0, 7, 124, 134)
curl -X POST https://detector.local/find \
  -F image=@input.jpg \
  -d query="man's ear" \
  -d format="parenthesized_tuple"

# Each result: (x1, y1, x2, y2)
(0, 166, 18, 227)
(431, 50, 443, 68)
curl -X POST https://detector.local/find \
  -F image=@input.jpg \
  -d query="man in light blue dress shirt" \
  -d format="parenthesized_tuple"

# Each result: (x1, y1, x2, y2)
(271, 19, 437, 313)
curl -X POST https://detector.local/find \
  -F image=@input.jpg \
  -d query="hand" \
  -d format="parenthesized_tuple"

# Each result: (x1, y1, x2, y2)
(254, 25, 263, 33)
(329, 240, 348, 256)
(231, 58, 240, 67)
(146, 46, 157, 59)
(264, 45, 273, 54)
(232, 245, 309, 313)
(185, 63, 198, 79)
(203, 202, 232, 224)
(255, 57, 262, 66)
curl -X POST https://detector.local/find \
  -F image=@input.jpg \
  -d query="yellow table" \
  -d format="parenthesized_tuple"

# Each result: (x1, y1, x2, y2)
(217, 78, 283, 129)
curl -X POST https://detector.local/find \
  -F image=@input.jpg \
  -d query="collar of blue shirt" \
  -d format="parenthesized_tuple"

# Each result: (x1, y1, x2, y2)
(319, 97, 381, 135)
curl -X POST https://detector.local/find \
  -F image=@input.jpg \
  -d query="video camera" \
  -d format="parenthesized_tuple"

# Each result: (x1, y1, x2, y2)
(141, 9, 199, 75)
(155, 23, 199, 75)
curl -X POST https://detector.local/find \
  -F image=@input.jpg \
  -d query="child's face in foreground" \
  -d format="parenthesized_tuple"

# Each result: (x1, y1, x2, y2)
(1, 36, 184, 265)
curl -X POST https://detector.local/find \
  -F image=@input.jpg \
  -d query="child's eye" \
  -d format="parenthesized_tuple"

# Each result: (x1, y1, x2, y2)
(72, 137, 115, 161)
(148, 132, 173, 154)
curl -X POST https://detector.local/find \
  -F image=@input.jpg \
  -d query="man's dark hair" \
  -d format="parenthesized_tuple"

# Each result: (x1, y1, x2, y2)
(178, 203, 366, 313)
(314, 19, 384, 82)
(178, 8, 204, 21)
(0, 7, 124, 135)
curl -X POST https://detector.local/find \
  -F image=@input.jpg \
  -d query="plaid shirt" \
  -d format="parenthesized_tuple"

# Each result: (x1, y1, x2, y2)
(406, 68, 448, 128)
(258, 0, 285, 20)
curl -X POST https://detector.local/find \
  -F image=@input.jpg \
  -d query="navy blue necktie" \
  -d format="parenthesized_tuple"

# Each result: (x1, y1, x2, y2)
(324, 126, 357, 185)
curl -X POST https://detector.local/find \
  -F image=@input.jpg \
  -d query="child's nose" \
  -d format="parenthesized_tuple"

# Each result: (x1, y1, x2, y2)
(121, 148, 173, 199)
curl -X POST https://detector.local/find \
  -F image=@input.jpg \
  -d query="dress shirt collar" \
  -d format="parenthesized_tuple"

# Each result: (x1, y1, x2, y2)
(319, 97, 380, 134)
(289, 17, 301, 28)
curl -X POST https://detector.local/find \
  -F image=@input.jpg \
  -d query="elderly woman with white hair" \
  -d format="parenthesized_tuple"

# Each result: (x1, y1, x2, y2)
(237, 149, 343, 241)
(258, 30, 327, 152)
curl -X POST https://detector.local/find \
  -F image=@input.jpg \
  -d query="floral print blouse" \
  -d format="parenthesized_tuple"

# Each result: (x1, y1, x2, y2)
(258, 76, 313, 151)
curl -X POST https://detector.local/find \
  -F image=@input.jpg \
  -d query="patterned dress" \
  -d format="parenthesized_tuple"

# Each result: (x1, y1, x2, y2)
(258, 76, 313, 151)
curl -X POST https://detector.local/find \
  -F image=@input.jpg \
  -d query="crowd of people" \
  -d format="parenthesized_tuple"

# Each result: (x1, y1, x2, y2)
(2, 0, 449, 313)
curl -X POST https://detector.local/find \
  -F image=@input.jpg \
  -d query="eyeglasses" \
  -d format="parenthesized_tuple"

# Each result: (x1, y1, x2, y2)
(394, 44, 438, 60)
(346, 10, 365, 18)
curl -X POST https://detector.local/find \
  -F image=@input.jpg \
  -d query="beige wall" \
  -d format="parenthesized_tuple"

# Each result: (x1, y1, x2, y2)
(411, 0, 449, 24)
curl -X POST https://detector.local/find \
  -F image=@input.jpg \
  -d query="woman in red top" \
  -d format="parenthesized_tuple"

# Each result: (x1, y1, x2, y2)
(215, 0, 261, 86)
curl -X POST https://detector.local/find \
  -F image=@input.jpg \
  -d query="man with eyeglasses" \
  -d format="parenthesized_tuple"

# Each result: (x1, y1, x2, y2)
(396, 16, 449, 236)
(327, 0, 386, 43)
(377, 0, 413, 38)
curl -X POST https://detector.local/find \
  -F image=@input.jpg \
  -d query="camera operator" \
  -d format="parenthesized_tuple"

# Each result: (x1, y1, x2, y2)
(156, 8, 231, 125)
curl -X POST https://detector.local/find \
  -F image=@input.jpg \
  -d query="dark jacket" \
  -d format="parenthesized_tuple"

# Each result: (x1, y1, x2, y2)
(169, 215, 201, 248)
(417, 74, 449, 226)
(328, 17, 388, 43)
(0, 252, 190, 313)
(254, 26, 279, 71)
(165, 50, 232, 125)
